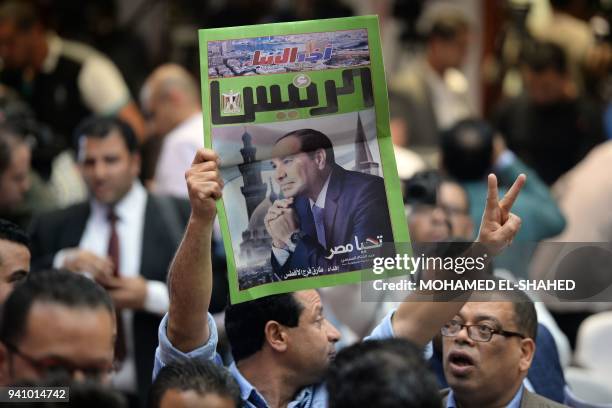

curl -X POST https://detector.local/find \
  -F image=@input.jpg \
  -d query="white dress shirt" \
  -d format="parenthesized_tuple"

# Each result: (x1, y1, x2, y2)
(154, 113, 203, 198)
(54, 181, 169, 392)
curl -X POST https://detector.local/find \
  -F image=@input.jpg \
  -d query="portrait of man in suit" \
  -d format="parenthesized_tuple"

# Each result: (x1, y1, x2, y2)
(264, 128, 393, 280)
(28, 116, 191, 405)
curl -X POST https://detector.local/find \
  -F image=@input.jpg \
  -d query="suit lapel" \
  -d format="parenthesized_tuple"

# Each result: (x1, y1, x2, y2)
(140, 194, 160, 280)
(66, 203, 90, 247)
(324, 165, 344, 246)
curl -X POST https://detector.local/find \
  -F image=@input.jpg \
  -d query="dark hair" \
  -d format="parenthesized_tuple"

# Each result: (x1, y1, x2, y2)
(485, 290, 538, 340)
(508, 290, 538, 340)
(424, 10, 469, 41)
(549, 0, 572, 11)
(224, 293, 303, 362)
(276, 128, 335, 165)
(327, 338, 442, 408)
(403, 170, 470, 211)
(441, 118, 494, 181)
(73, 116, 138, 154)
(0, 1, 41, 31)
(403, 170, 441, 206)
(521, 41, 568, 74)
(0, 125, 27, 175)
(0, 269, 113, 346)
(149, 360, 240, 408)
(0, 218, 30, 248)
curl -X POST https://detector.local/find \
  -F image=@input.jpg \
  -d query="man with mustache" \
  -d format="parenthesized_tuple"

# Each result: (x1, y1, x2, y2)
(154, 146, 527, 408)
(441, 291, 566, 408)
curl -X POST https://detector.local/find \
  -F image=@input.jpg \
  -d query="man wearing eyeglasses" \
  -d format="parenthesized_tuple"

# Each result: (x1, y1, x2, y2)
(0, 269, 115, 386)
(440, 292, 566, 408)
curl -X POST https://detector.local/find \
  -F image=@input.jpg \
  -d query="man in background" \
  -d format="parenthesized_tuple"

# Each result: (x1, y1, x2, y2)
(0, 269, 115, 386)
(140, 64, 203, 197)
(389, 8, 474, 152)
(0, 219, 29, 304)
(29, 116, 190, 405)
(149, 361, 241, 408)
(0, 1, 145, 156)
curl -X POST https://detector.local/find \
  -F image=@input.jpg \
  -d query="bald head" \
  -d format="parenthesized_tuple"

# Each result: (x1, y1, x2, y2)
(141, 64, 201, 136)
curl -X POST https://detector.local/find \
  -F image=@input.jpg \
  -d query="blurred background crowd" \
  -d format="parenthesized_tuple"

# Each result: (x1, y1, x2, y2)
(0, 0, 612, 407)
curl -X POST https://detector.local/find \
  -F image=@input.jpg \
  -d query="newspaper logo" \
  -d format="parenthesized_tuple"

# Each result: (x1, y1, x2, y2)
(293, 74, 311, 88)
(222, 90, 242, 114)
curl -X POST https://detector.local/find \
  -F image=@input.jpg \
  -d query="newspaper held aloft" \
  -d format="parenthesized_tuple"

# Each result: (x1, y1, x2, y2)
(199, 16, 409, 304)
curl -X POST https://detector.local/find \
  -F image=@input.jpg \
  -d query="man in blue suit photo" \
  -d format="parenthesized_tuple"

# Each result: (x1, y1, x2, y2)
(264, 128, 393, 280)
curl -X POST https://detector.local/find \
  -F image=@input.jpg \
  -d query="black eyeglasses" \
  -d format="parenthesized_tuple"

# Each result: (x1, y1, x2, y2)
(3, 341, 116, 381)
(441, 320, 526, 342)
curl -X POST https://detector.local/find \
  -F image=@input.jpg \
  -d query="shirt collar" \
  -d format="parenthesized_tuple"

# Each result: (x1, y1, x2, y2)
(446, 385, 525, 408)
(228, 363, 315, 408)
(309, 169, 332, 209)
(90, 181, 147, 222)
(41, 33, 62, 74)
(229, 363, 265, 405)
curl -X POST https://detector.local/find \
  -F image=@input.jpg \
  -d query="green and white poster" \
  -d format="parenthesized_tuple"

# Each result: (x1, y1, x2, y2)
(199, 16, 409, 303)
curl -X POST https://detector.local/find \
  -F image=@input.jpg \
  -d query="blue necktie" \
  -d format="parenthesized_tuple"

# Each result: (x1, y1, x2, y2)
(311, 204, 326, 249)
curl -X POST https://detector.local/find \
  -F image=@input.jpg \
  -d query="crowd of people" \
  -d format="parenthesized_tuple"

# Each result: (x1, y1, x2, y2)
(0, 0, 611, 407)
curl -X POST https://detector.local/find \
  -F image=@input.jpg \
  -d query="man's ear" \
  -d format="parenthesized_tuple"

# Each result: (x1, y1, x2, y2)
(0, 342, 12, 385)
(131, 151, 142, 178)
(263, 321, 289, 353)
(518, 338, 535, 373)
(313, 149, 327, 170)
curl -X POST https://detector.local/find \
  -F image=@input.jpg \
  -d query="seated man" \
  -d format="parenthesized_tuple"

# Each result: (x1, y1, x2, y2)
(149, 360, 240, 408)
(153, 148, 525, 407)
(0, 219, 29, 304)
(326, 338, 441, 408)
(0, 269, 115, 385)
(440, 291, 566, 408)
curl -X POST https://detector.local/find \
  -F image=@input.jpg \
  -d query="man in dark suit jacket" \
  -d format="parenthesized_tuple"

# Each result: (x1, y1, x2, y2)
(29, 116, 190, 406)
(264, 128, 393, 280)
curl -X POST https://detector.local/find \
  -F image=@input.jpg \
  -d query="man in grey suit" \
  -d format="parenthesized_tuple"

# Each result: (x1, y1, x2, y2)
(439, 291, 566, 408)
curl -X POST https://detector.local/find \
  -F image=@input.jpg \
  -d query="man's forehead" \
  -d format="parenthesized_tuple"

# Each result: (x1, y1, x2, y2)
(272, 135, 302, 158)
(459, 301, 514, 321)
(80, 131, 129, 155)
(0, 238, 29, 256)
(294, 289, 322, 310)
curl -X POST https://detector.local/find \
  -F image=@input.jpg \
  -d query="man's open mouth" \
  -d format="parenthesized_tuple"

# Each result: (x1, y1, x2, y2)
(447, 350, 476, 376)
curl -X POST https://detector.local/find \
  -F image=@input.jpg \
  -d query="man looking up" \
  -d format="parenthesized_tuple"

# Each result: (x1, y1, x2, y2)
(441, 293, 566, 408)
(152, 145, 526, 408)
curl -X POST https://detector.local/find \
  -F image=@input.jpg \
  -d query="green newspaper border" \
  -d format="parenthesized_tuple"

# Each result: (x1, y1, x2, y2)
(198, 16, 410, 303)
